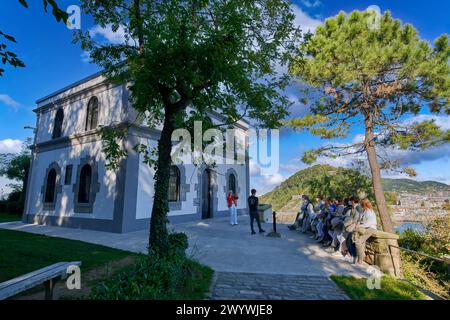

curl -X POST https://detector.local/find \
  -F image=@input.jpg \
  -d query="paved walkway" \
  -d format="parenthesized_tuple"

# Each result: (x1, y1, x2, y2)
(1, 217, 373, 300)
(209, 272, 349, 300)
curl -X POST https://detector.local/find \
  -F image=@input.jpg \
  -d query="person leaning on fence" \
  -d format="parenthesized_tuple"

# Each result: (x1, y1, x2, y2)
(352, 198, 378, 264)
(248, 189, 265, 235)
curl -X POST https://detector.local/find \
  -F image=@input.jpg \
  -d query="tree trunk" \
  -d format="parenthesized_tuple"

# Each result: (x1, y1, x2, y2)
(148, 106, 177, 255)
(364, 117, 394, 233)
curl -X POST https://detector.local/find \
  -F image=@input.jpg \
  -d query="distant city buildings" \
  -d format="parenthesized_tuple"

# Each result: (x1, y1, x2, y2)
(390, 191, 450, 221)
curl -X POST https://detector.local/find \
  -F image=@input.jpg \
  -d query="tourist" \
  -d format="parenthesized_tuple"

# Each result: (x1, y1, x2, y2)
(315, 197, 331, 242)
(248, 189, 265, 235)
(300, 195, 315, 233)
(344, 196, 364, 263)
(288, 195, 312, 230)
(227, 190, 239, 226)
(352, 198, 378, 264)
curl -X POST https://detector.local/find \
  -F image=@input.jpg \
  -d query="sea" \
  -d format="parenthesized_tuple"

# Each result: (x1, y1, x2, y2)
(395, 221, 426, 234)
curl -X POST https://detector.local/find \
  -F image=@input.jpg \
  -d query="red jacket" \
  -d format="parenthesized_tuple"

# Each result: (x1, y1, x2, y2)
(227, 195, 238, 208)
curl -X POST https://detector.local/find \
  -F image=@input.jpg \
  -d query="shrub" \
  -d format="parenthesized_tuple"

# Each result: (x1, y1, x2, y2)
(90, 232, 213, 300)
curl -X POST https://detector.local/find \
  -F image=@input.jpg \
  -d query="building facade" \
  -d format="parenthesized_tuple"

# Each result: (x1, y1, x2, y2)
(22, 71, 250, 233)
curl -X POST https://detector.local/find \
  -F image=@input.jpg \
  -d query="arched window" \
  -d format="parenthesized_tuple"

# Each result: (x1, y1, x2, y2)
(228, 173, 236, 195)
(78, 164, 92, 203)
(85, 97, 99, 131)
(168, 166, 180, 202)
(44, 169, 57, 203)
(52, 108, 64, 139)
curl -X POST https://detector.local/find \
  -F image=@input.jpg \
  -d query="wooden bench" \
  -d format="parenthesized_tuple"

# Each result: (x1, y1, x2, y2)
(0, 261, 81, 300)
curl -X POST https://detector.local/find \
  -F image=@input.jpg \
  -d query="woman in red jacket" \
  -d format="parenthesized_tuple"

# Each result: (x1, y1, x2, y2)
(227, 191, 239, 225)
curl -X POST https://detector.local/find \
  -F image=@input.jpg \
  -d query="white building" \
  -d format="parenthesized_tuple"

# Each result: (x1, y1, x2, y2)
(23, 71, 250, 233)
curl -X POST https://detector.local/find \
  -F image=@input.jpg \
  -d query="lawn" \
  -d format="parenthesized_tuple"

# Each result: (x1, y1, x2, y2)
(331, 275, 427, 300)
(0, 229, 136, 283)
(0, 213, 21, 223)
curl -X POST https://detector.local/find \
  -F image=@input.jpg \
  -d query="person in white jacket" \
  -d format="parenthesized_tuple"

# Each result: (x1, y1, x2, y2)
(353, 198, 378, 264)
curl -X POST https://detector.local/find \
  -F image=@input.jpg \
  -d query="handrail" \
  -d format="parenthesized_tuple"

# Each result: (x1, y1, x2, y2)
(390, 245, 447, 264)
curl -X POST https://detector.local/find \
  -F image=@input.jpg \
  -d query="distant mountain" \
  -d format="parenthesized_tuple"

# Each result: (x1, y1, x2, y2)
(382, 178, 450, 194)
(260, 164, 450, 211)
(260, 164, 373, 211)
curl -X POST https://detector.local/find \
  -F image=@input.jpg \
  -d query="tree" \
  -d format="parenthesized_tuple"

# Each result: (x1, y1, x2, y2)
(76, 0, 301, 254)
(0, 139, 31, 211)
(1, 0, 67, 76)
(288, 10, 450, 233)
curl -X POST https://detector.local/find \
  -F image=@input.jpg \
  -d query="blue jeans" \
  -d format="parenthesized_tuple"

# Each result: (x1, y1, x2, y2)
(346, 232, 356, 257)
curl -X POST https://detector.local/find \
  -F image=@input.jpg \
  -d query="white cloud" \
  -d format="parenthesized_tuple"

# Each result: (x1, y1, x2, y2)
(0, 94, 21, 109)
(89, 24, 128, 44)
(81, 51, 91, 63)
(291, 4, 323, 33)
(300, 0, 322, 8)
(249, 160, 261, 176)
(402, 114, 450, 130)
(0, 139, 22, 154)
(262, 173, 286, 187)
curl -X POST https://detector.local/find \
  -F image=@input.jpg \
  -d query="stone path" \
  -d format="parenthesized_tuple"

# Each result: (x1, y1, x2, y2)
(209, 272, 349, 300)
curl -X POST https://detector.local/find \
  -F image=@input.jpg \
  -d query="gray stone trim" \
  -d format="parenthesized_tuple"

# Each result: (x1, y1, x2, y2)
(40, 162, 63, 211)
(223, 167, 240, 195)
(245, 136, 250, 210)
(120, 134, 141, 232)
(169, 164, 190, 211)
(72, 156, 100, 213)
(193, 165, 218, 218)
(24, 214, 121, 233)
(35, 78, 119, 112)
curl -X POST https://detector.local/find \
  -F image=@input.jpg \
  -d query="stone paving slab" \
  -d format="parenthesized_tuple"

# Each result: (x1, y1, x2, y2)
(209, 272, 349, 300)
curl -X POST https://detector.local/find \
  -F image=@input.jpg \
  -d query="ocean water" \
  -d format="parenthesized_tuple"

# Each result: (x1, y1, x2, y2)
(395, 222, 426, 234)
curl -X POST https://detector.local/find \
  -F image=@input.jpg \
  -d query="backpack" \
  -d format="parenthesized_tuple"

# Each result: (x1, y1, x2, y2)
(248, 196, 258, 212)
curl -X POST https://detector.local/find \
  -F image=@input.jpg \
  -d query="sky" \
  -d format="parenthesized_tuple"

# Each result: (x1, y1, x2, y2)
(0, 0, 449, 196)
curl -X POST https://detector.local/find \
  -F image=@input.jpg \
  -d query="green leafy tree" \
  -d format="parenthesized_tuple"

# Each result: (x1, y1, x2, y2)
(0, 139, 32, 209)
(288, 10, 450, 233)
(1, 0, 67, 76)
(76, 0, 301, 254)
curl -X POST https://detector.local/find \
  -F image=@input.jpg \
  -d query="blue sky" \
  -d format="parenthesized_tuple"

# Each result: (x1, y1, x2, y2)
(0, 0, 449, 195)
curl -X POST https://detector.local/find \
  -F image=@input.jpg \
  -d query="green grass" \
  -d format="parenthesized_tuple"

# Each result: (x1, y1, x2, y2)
(330, 275, 427, 300)
(0, 229, 136, 282)
(0, 213, 21, 223)
(173, 259, 214, 300)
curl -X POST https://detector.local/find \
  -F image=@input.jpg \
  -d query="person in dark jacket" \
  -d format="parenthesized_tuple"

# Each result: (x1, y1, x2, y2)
(248, 189, 265, 235)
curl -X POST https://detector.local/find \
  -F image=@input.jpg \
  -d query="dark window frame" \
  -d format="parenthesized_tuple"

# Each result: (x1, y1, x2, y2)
(52, 108, 64, 139)
(85, 96, 99, 131)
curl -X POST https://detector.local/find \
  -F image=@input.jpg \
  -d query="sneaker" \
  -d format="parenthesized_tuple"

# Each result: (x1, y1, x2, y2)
(331, 251, 343, 257)
(251, 231, 256, 235)
(316, 237, 324, 243)
(259, 229, 266, 233)
(341, 255, 353, 263)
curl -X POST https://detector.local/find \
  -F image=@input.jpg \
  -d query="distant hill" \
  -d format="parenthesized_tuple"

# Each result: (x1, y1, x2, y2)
(260, 164, 373, 211)
(260, 164, 450, 211)
(382, 178, 450, 194)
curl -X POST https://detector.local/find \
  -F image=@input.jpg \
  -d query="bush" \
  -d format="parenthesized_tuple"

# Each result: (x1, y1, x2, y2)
(398, 221, 450, 299)
(90, 232, 213, 300)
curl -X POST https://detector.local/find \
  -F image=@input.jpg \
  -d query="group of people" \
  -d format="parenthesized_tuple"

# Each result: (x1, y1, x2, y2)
(227, 189, 265, 235)
(288, 195, 378, 265)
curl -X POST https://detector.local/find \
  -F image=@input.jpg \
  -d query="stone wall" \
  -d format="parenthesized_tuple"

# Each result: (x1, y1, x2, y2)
(364, 230, 402, 278)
